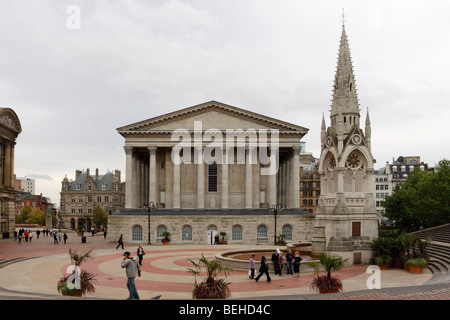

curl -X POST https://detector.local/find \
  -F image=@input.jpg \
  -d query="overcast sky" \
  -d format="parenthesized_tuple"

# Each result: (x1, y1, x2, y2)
(2, 0, 449, 207)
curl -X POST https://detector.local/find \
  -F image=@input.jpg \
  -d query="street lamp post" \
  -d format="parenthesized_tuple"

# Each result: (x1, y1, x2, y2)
(269, 204, 283, 245)
(144, 201, 156, 245)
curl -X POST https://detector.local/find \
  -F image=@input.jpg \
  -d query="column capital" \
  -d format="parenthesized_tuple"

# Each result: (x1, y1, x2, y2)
(292, 146, 301, 154)
(148, 146, 158, 155)
(124, 146, 133, 155)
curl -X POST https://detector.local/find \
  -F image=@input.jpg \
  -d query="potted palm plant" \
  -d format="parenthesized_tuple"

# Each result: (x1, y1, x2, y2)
(188, 253, 232, 299)
(308, 253, 348, 294)
(161, 231, 171, 245)
(57, 249, 98, 297)
(219, 232, 228, 245)
(406, 258, 428, 274)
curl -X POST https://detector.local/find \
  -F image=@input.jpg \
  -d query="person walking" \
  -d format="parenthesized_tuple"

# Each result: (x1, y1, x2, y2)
(103, 229, 107, 239)
(136, 245, 145, 266)
(29, 231, 33, 242)
(63, 233, 68, 244)
(53, 232, 58, 244)
(36, 230, 40, 239)
(116, 234, 124, 250)
(255, 256, 271, 283)
(121, 251, 141, 300)
(285, 250, 294, 275)
(293, 251, 302, 278)
(249, 254, 256, 279)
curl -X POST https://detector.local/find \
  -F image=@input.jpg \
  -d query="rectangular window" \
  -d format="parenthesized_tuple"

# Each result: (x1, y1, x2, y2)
(208, 162, 218, 192)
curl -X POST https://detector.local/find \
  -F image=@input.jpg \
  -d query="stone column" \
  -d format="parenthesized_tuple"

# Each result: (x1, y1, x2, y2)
(173, 146, 181, 209)
(132, 153, 138, 208)
(291, 146, 301, 208)
(268, 147, 277, 205)
(148, 146, 157, 204)
(9, 142, 15, 187)
(124, 146, 133, 208)
(245, 147, 254, 209)
(4, 142, 11, 188)
(221, 147, 229, 209)
(196, 146, 204, 209)
(280, 161, 286, 207)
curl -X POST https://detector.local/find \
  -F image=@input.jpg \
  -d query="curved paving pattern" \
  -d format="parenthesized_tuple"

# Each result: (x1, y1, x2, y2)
(0, 233, 447, 300)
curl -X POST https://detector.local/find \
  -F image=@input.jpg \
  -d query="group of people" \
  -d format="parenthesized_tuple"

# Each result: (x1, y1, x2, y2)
(14, 228, 69, 244)
(250, 249, 303, 283)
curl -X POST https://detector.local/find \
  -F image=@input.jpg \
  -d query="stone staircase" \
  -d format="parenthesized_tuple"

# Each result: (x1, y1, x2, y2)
(412, 224, 450, 283)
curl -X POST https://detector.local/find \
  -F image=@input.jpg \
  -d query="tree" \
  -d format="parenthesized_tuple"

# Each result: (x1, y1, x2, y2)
(383, 159, 450, 231)
(16, 205, 32, 224)
(92, 205, 107, 229)
(26, 208, 46, 226)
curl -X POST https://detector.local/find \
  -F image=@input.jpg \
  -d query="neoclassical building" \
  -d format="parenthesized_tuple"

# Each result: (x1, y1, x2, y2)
(108, 101, 314, 244)
(311, 22, 378, 264)
(0, 108, 22, 239)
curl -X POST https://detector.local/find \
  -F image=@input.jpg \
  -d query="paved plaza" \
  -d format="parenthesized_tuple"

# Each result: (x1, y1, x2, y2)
(0, 231, 449, 301)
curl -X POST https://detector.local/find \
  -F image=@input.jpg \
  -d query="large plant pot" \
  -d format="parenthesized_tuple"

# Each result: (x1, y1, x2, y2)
(394, 258, 402, 268)
(162, 240, 169, 246)
(408, 266, 424, 274)
(377, 264, 389, 270)
(61, 289, 82, 297)
(319, 287, 340, 294)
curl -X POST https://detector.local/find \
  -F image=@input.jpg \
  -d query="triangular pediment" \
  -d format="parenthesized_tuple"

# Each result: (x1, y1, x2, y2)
(117, 101, 308, 135)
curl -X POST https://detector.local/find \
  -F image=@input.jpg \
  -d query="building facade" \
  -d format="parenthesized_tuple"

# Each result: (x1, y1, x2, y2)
(300, 166, 320, 214)
(0, 108, 22, 239)
(60, 168, 125, 230)
(373, 156, 430, 224)
(13, 176, 35, 194)
(15, 193, 54, 215)
(311, 23, 378, 264)
(108, 101, 314, 244)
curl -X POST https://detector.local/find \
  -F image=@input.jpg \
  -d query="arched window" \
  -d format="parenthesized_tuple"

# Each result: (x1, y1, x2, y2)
(207, 225, 217, 231)
(132, 225, 142, 242)
(157, 225, 167, 238)
(182, 225, 192, 241)
(282, 225, 292, 241)
(257, 225, 267, 243)
(232, 225, 243, 241)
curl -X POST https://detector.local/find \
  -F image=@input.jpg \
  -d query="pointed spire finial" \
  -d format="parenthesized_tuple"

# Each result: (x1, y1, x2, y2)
(342, 8, 346, 27)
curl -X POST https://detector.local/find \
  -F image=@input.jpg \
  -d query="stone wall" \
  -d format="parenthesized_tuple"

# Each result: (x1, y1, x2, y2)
(107, 213, 315, 245)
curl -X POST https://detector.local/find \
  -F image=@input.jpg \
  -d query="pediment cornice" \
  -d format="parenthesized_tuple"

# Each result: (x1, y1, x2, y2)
(117, 101, 309, 135)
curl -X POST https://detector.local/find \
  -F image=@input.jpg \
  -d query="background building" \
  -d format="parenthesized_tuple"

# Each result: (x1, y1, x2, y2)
(60, 168, 125, 230)
(15, 193, 54, 215)
(0, 108, 22, 239)
(13, 176, 35, 194)
(373, 156, 430, 225)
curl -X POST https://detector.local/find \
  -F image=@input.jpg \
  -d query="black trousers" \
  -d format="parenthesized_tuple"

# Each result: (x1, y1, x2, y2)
(255, 270, 271, 282)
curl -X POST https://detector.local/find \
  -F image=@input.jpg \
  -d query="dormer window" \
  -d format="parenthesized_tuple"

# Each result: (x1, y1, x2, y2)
(102, 184, 107, 190)
(76, 184, 81, 190)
